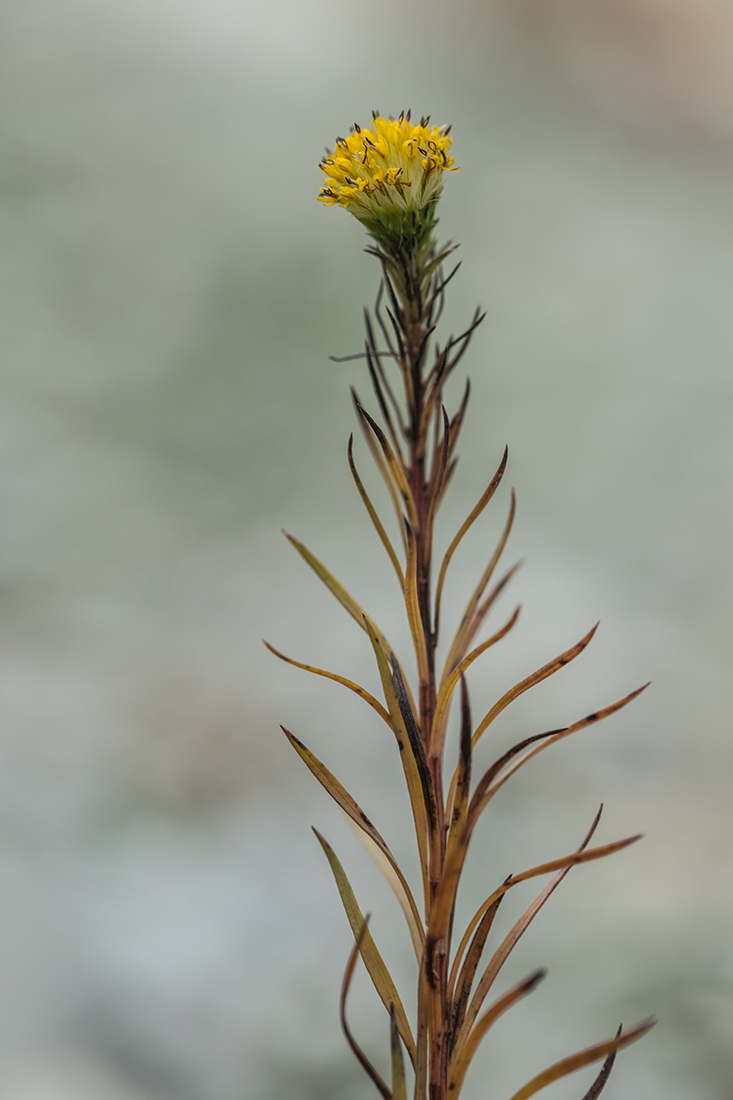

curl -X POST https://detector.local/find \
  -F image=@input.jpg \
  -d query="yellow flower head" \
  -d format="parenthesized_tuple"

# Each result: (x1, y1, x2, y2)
(318, 111, 459, 252)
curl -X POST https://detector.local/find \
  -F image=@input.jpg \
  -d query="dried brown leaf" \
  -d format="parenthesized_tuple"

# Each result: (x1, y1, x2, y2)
(265, 642, 390, 725)
(347, 435, 404, 587)
(434, 447, 508, 643)
(447, 970, 546, 1097)
(315, 830, 417, 1065)
(340, 917, 391, 1099)
(506, 1019, 655, 1100)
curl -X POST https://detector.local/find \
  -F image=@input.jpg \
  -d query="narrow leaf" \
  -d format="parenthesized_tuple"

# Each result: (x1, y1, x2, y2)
(364, 338, 403, 462)
(459, 816, 634, 1045)
(315, 830, 417, 1065)
(373, 279, 400, 362)
(346, 816, 425, 960)
(446, 377, 471, 466)
(425, 837, 468, 953)
(445, 728, 560, 856)
(404, 522, 430, 686)
(444, 307, 486, 378)
(419, 349, 449, 442)
(364, 306, 406, 438)
(340, 916, 391, 1099)
(391, 656, 440, 883)
(506, 1019, 656, 1100)
(464, 729, 563, 830)
(449, 809, 603, 992)
(283, 531, 392, 654)
(471, 684, 651, 821)
(414, 949, 429, 1100)
(364, 620, 429, 903)
(426, 789, 474, 948)
(470, 623, 599, 750)
(282, 727, 423, 956)
(580, 1027, 621, 1100)
(426, 404, 451, 523)
(348, 434, 405, 587)
(434, 447, 508, 642)
(390, 1004, 407, 1100)
(430, 605, 520, 758)
(458, 560, 524, 660)
(441, 490, 517, 685)
(353, 387, 407, 541)
(265, 642, 390, 725)
(356, 402, 418, 529)
(447, 970, 546, 1096)
(424, 260, 461, 319)
(450, 893, 505, 1039)
(448, 673, 472, 843)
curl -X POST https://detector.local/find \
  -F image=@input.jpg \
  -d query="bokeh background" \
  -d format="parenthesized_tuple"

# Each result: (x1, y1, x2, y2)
(1, 0, 732, 1097)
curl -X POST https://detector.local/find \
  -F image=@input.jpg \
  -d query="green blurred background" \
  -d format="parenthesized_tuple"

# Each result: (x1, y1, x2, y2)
(0, 0, 732, 1097)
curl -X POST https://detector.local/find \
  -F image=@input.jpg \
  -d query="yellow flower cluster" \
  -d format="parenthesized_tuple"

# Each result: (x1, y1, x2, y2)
(318, 112, 458, 244)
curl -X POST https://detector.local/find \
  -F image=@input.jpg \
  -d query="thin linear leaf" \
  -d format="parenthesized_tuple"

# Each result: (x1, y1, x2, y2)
(447, 970, 546, 1097)
(506, 1019, 656, 1100)
(340, 916, 391, 1099)
(391, 655, 440, 883)
(356, 402, 418, 528)
(463, 728, 563, 827)
(414, 948, 429, 1100)
(426, 860, 470, 1004)
(449, 808, 603, 993)
(458, 826, 640, 1049)
(446, 377, 471, 467)
(458, 560, 524, 660)
(283, 531, 392, 654)
(580, 1027, 621, 1100)
(364, 620, 429, 902)
(434, 447, 508, 642)
(424, 260, 461, 320)
(265, 642, 390, 725)
(315, 830, 417, 1065)
(427, 687, 480, 946)
(373, 279, 400, 363)
(444, 308, 486, 378)
(471, 684, 650, 821)
(426, 757, 480, 949)
(348, 434, 405, 587)
(345, 816, 425, 960)
(390, 1004, 407, 1100)
(426, 405, 451, 528)
(450, 893, 505, 1039)
(414, 322, 438, 378)
(470, 623, 599, 750)
(282, 727, 423, 955)
(441, 490, 517, 685)
(364, 337, 404, 462)
(364, 305, 406, 438)
(430, 605, 520, 758)
(448, 674, 472, 844)
(404, 522, 430, 686)
(419, 349, 449, 442)
(445, 727, 560, 844)
(352, 388, 407, 542)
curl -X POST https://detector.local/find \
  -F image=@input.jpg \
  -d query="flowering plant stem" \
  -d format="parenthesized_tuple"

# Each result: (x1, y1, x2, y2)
(270, 113, 654, 1100)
